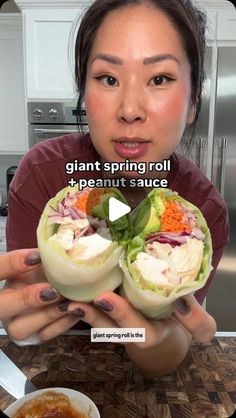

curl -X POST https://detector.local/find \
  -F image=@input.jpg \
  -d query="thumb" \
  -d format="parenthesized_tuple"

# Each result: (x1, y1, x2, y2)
(172, 294, 217, 343)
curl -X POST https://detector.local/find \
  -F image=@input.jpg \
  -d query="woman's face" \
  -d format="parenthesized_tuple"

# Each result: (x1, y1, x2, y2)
(85, 4, 194, 176)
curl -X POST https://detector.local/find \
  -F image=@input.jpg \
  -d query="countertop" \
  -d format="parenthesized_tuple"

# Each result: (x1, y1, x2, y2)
(0, 336, 236, 418)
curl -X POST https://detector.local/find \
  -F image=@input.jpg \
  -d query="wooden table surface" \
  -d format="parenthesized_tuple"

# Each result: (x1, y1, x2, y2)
(0, 335, 236, 418)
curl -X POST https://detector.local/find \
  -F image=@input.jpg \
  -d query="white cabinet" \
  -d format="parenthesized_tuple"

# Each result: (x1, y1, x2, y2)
(0, 15, 28, 154)
(197, 1, 236, 42)
(217, 11, 236, 40)
(21, 5, 87, 100)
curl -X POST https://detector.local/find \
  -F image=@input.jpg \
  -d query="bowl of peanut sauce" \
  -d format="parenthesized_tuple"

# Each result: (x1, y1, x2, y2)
(4, 388, 100, 418)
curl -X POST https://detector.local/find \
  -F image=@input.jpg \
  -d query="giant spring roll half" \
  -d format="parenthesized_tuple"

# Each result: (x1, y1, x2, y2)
(119, 188, 213, 319)
(37, 185, 131, 301)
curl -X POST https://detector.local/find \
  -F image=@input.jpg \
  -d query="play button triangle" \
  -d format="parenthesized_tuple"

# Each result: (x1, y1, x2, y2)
(109, 197, 131, 222)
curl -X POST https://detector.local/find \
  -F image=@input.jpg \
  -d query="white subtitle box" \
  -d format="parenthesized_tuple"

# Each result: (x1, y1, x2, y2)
(91, 328, 145, 343)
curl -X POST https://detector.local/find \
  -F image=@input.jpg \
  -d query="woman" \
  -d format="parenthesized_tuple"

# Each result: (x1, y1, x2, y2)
(4, 0, 229, 376)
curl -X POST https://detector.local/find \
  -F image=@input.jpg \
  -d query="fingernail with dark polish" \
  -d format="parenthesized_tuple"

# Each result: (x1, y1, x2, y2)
(70, 308, 86, 318)
(40, 288, 59, 302)
(94, 299, 114, 312)
(24, 252, 41, 266)
(173, 298, 191, 315)
(58, 300, 71, 312)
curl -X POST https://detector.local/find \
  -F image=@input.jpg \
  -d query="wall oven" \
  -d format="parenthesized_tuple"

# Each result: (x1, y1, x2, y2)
(28, 101, 88, 147)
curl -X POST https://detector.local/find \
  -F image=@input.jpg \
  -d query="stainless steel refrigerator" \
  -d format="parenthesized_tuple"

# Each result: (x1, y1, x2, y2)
(206, 46, 236, 332)
(181, 46, 236, 332)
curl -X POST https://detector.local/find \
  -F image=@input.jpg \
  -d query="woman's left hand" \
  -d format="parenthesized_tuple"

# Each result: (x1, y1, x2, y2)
(58, 292, 216, 349)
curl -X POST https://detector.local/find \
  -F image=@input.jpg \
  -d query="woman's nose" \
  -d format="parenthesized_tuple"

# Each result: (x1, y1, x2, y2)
(118, 87, 147, 124)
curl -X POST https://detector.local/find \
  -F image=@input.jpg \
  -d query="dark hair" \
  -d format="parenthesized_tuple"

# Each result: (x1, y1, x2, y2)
(75, 0, 207, 153)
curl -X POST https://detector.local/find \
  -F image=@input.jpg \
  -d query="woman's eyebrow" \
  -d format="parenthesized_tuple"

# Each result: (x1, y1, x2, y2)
(91, 53, 180, 66)
(91, 54, 123, 65)
(143, 54, 180, 65)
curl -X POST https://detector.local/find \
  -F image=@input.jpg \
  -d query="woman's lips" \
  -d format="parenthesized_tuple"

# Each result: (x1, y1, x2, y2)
(113, 138, 150, 159)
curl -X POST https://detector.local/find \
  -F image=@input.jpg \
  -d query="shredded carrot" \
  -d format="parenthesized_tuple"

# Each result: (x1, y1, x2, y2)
(75, 188, 110, 215)
(160, 201, 190, 232)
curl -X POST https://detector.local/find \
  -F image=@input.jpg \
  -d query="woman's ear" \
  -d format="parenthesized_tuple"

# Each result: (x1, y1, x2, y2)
(187, 103, 196, 125)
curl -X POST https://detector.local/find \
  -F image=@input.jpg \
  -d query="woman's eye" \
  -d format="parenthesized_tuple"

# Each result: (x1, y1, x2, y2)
(94, 75, 118, 87)
(149, 75, 173, 86)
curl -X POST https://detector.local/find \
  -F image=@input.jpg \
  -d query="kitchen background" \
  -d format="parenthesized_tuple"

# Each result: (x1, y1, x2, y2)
(0, 0, 235, 333)
(0, 0, 23, 205)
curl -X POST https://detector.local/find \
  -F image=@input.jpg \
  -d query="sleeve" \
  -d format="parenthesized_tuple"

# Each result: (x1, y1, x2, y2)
(6, 188, 42, 251)
(194, 209, 230, 305)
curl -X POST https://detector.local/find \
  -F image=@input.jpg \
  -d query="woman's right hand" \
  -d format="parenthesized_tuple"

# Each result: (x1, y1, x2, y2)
(1, 249, 81, 344)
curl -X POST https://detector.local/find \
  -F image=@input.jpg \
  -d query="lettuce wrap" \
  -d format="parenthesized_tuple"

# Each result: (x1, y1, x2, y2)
(37, 185, 132, 301)
(119, 188, 213, 319)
